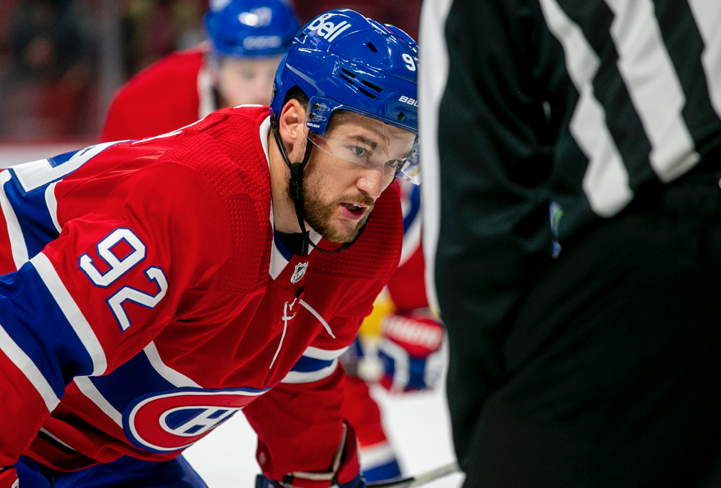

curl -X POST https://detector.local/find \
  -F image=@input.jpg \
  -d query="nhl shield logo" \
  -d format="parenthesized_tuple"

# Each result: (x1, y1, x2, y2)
(291, 262, 309, 283)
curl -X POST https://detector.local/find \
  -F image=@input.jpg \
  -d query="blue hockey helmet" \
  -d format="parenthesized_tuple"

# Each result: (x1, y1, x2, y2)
(270, 9, 419, 137)
(204, 0, 300, 58)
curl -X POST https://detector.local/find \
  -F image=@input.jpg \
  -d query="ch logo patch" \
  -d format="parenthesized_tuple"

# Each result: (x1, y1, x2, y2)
(291, 262, 309, 283)
(124, 387, 268, 453)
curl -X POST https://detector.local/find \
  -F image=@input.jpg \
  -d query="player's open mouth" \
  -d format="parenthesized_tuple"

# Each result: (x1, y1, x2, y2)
(340, 202, 368, 220)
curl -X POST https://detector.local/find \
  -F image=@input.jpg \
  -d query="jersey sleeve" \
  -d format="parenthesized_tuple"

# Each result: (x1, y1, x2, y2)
(0, 159, 234, 467)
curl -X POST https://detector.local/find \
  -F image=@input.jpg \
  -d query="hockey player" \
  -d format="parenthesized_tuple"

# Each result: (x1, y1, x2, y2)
(100, 2, 443, 482)
(100, 0, 300, 143)
(0, 9, 420, 488)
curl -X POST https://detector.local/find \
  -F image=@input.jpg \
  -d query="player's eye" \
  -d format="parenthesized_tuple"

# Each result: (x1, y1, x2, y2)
(349, 145, 368, 159)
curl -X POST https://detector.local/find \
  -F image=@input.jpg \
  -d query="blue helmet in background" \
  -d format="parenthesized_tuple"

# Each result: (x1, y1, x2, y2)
(270, 9, 419, 136)
(204, 0, 300, 58)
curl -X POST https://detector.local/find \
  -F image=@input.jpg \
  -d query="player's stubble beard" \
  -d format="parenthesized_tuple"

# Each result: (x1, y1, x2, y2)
(301, 157, 374, 243)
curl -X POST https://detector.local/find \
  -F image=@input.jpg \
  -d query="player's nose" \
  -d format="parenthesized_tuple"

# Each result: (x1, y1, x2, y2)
(356, 167, 384, 200)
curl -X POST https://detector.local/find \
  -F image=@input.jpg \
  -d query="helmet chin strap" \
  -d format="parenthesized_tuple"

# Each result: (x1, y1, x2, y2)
(271, 118, 369, 255)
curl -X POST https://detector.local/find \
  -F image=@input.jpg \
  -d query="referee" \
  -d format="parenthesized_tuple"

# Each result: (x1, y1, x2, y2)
(421, 1, 721, 486)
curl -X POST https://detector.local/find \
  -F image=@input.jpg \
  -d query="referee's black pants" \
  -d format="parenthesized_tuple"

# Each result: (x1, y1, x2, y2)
(465, 172, 721, 488)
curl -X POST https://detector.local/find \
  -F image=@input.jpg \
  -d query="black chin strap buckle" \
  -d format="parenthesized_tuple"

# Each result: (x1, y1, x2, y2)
(288, 162, 303, 201)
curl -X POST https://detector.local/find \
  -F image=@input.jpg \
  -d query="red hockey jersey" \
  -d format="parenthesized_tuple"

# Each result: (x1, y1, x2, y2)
(100, 45, 216, 143)
(0, 106, 403, 481)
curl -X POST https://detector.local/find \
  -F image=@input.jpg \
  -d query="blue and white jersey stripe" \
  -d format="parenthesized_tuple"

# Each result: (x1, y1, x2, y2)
(281, 345, 349, 384)
(0, 322, 60, 411)
(78, 347, 194, 423)
(0, 260, 103, 400)
(0, 143, 119, 412)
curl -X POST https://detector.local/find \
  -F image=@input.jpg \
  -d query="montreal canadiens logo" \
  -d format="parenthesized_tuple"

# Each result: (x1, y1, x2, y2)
(124, 388, 268, 453)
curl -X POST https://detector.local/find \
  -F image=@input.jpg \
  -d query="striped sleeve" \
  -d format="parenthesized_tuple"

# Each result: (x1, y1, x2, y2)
(280, 345, 349, 385)
(0, 144, 234, 466)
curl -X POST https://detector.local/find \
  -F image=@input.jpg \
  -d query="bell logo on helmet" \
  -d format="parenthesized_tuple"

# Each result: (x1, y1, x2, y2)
(307, 13, 352, 42)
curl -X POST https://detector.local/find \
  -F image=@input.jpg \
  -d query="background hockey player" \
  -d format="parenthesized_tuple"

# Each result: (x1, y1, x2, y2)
(99, 1, 445, 482)
(421, 0, 721, 486)
(100, 0, 300, 143)
(0, 9, 421, 488)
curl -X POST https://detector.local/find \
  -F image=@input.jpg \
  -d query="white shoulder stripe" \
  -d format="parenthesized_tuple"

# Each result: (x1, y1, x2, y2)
(144, 342, 201, 388)
(45, 181, 61, 233)
(0, 171, 29, 269)
(303, 345, 349, 361)
(281, 359, 338, 384)
(0, 323, 60, 412)
(74, 376, 123, 427)
(31, 252, 107, 376)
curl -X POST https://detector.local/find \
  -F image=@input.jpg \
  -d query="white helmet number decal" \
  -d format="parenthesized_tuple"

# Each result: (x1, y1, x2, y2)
(402, 53, 418, 72)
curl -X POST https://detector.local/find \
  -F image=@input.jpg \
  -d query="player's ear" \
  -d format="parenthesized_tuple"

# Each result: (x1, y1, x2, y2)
(278, 99, 307, 149)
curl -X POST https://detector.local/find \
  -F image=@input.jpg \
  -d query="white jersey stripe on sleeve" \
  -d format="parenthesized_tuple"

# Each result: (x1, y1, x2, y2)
(0, 323, 60, 412)
(0, 170, 29, 269)
(45, 181, 61, 233)
(144, 342, 201, 388)
(74, 376, 123, 427)
(303, 345, 349, 361)
(605, 0, 699, 182)
(281, 359, 338, 384)
(31, 252, 108, 376)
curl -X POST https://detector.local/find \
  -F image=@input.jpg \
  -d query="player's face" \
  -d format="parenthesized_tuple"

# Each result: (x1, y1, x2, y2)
(301, 112, 416, 243)
(217, 55, 284, 107)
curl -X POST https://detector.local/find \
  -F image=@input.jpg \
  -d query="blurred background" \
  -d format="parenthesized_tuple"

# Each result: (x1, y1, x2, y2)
(0, 0, 422, 143)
